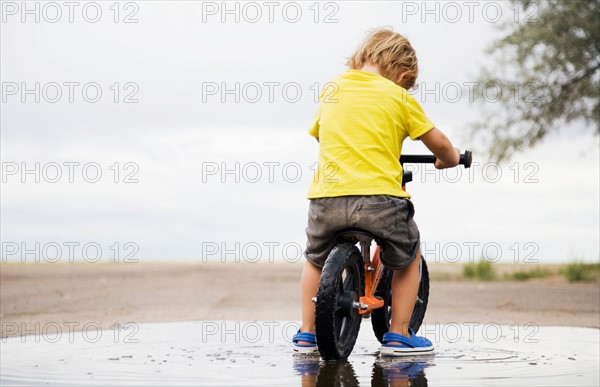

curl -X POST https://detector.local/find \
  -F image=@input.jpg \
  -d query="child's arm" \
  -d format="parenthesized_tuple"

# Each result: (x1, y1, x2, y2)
(419, 128, 460, 169)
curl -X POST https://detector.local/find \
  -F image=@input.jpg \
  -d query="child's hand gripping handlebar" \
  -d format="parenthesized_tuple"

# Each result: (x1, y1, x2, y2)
(400, 150, 472, 185)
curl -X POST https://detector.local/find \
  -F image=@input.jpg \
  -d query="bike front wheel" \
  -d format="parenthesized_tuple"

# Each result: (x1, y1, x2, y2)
(315, 243, 365, 360)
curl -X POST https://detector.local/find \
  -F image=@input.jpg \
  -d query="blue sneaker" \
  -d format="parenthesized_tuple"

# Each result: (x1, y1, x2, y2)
(380, 328, 434, 356)
(292, 330, 318, 354)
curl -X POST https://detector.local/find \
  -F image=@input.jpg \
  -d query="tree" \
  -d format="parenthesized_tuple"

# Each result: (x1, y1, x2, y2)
(472, 0, 599, 161)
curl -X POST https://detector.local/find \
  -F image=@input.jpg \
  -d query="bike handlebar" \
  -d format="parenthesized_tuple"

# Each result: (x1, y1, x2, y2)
(400, 150, 472, 168)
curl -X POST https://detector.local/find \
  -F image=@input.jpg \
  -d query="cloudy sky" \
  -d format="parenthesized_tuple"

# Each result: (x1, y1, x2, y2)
(1, 1, 598, 264)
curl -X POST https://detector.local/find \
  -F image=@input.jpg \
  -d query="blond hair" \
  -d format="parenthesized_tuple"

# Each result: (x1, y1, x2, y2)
(347, 28, 419, 90)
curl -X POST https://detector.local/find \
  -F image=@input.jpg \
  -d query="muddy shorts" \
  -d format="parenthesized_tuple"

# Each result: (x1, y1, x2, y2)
(304, 195, 420, 270)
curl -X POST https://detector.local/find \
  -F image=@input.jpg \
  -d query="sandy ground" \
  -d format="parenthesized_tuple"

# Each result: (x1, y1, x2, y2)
(1, 263, 599, 337)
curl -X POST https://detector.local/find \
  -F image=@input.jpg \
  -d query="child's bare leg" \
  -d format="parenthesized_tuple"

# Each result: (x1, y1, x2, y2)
(389, 249, 421, 338)
(299, 260, 322, 340)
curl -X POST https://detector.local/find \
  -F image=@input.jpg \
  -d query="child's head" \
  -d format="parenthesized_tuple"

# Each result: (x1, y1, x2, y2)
(347, 27, 419, 90)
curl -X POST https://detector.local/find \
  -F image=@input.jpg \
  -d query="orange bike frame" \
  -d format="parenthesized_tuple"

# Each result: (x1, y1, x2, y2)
(358, 245, 385, 315)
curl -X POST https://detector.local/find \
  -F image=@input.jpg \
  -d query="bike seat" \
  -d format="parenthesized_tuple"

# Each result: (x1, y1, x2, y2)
(334, 228, 383, 247)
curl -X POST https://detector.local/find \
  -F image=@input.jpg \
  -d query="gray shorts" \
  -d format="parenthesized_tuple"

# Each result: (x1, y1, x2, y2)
(304, 195, 420, 270)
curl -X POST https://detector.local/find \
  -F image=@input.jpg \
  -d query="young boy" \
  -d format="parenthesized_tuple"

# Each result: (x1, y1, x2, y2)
(293, 28, 460, 356)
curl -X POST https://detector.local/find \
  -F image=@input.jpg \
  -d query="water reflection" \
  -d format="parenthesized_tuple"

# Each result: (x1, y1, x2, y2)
(293, 356, 359, 387)
(293, 355, 430, 387)
(372, 358, 431, 387)
(2, 323, 597, 386)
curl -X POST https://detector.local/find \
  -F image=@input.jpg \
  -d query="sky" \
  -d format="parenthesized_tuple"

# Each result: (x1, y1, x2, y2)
(1, 1, 599, 264)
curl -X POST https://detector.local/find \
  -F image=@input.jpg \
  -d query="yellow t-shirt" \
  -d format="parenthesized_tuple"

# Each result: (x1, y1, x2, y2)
(308, 69, 434, 199)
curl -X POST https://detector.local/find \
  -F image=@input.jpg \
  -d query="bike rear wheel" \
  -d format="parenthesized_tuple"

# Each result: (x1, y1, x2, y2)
(371, 256, 430, 343)
(315, 243, 365, 360)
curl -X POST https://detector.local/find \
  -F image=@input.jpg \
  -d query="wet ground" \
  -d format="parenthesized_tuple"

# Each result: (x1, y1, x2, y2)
(1, 320, 598, 386)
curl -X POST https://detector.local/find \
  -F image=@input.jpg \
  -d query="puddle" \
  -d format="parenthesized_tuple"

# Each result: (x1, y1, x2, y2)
(1, 321, 598, 386)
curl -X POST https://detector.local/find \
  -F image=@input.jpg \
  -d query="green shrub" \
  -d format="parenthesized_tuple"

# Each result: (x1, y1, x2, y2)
(463, 260, 496, 281)
(463, 263, 476, 278)
(510, 267, 553, 281)
(561, 262, 600, 282)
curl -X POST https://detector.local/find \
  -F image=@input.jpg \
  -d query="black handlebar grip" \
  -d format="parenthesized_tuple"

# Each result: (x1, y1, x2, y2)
(460, 150, 472, 168)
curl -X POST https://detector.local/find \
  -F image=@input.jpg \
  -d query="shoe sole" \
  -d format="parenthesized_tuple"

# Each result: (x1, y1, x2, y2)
(379, 345, 434, 356)
(293, 346, 319, 355)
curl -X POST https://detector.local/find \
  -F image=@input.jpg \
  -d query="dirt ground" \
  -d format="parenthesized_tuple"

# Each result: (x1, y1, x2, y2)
(1, 262, 599, 338)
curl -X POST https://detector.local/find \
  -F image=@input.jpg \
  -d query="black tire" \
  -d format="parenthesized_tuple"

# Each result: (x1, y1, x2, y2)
(371, 256, 430, 343)
(315, 243, 365, 360)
